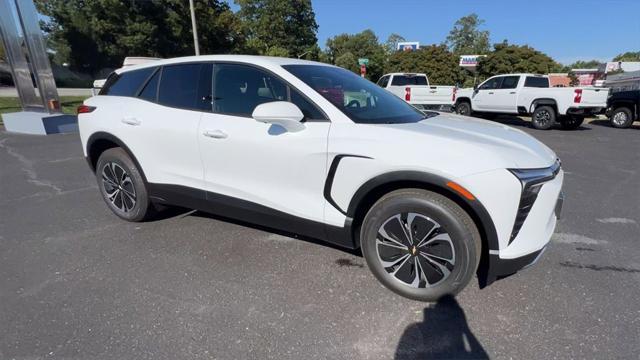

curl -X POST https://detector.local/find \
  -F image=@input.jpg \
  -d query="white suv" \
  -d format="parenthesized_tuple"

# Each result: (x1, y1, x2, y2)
(78, 55, 564, 301)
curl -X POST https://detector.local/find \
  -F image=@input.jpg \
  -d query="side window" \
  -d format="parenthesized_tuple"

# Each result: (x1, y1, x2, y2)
(524, 77, 550, 88)
(213, 64, 288, 117)
(377, 75, 390, 87)
(158, 63, 212, 111)
(138, 69, 160, 102)
(479, 77, 503, 90)
(290, 89, 326, 121)
(500, 76, 520, 89)
(101, 67, 155, 96)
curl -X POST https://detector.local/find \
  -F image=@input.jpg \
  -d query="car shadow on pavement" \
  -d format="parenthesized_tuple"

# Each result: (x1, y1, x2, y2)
(394, 295, 489, 360)
(589, 119, 640, 130)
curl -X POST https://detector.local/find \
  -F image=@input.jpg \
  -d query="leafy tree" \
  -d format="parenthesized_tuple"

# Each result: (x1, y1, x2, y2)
(384, 33, 405, 54)
(36, 0, 243, 76)
(567, 71, 579, 86)
(324, 29, 386, 81)
(446, 14, 490, 55)
(477, 42, 562, 79)
(235, 0, 318, 58)
(386, 44, 466, 86)
(613, 51, 640, 62)
(563, 59, 602, 71)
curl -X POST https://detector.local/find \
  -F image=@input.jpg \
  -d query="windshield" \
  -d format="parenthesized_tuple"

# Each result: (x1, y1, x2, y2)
(283, 65, 427, 124)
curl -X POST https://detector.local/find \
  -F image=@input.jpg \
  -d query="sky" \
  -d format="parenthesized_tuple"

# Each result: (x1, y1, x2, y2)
(227, 0, 640, 65)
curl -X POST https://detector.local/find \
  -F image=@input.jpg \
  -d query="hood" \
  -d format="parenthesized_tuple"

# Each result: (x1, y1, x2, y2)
(379, 113, 557, 169)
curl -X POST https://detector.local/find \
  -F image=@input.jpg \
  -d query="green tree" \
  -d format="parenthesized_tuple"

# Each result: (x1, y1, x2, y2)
(477, 42, 562, 79)
(567, 71, 579, 86)
(613, 51, 640, 62)
(235, 0, 318, 58)
(563, 59, 602, 71)
(36, 0, 243, 76)
(386, 44, 466, 86)
(324, 29, 386, 81)
(446, 14, 490, 55)
(384, 33, 405, 54)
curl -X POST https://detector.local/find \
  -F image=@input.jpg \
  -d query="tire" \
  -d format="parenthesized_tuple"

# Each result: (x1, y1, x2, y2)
(96, 147, 154, 222)
(531, 105, 556, 130)
(560, 115, 584, 130)
(609, 107, 633, 128)
(360, 189, 481, 302)
(455, 101, 472, 117)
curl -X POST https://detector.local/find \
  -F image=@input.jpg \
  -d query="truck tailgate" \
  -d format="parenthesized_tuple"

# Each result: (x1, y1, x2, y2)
(578, 88, 609, 106)
(405, 86, 455, 105)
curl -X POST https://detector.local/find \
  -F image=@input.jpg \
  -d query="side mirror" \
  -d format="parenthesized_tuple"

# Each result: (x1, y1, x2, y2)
(252, 101, 305, 132)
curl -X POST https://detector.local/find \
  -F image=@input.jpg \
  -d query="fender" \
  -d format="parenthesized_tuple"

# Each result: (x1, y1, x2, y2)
(529, 98, 557, 113)
(343, 170, 500, 253)
(85, 132, 149, 184)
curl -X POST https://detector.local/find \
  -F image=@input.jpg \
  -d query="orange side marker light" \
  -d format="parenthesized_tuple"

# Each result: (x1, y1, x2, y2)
(446, 181, 476, 201)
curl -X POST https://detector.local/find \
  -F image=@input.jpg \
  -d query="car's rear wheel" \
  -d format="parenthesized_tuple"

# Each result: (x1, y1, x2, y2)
(96, 147, 154, 222)
(360, 189, 481, 302)
(531, 105, 556, 130)
(560, 115, 584, 130)
(610, 107, 633, 128)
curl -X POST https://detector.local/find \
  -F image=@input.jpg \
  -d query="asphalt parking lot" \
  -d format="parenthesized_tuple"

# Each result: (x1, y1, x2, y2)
(1, 117, 639, 359)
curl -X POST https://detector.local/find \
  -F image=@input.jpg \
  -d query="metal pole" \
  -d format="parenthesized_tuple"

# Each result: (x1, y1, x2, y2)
(189, 0, 200, 56)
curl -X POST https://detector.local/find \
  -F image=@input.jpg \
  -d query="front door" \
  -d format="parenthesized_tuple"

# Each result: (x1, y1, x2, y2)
(198, 63, 330, 224)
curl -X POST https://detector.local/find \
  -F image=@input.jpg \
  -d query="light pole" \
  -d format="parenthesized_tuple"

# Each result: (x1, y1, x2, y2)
(189, 0, 200, 56)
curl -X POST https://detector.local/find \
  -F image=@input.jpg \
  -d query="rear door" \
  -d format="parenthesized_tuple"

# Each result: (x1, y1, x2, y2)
(198, 63, 330, 223)
(105, 63, 210, 190)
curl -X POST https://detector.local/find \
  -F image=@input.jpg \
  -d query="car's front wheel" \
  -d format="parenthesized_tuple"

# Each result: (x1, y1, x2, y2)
(96, 147, 154, 222)
(360, 189, 481, 302)
(610, 107, 633, 128)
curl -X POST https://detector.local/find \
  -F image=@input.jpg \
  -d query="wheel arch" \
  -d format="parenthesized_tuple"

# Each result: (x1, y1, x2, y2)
(610, 101, 637, 120)
(86, 132, 148, 184)
(344, 171, 499, 282)
(529, 98, 558, 114)
(455, 97, 472, 106)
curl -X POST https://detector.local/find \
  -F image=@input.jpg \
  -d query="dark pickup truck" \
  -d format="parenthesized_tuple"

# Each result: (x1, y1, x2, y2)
(606, 90, 640, 128)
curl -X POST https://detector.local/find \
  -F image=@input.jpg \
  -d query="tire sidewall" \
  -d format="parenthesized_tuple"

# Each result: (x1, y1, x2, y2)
(456, 102, 472, 116)
(610, 108, 633, 128)
(361, 191, 479, 301)
(96, 148, 150, 222)
(532, 106, 556, 130)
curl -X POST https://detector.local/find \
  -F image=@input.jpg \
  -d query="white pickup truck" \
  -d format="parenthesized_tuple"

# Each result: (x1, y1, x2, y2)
(377, 73, 456, 112)
(455, 74, 609, 129)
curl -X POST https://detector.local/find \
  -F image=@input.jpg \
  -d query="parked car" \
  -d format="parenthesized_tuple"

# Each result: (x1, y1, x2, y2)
(78, 55, 564, 302)
(377, 73, 456, 112)
(455, 74, 609, 130)
(606, 89, 639, 128)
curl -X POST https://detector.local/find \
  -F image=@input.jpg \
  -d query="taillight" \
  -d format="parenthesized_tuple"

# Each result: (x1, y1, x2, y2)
(452, 87, 457, 102)
(405, 87, 411, 101)
(574, 89, 582, 103)
(77, 105, 96, 114)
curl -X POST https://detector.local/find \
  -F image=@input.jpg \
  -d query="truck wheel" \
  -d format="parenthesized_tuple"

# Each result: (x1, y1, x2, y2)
(610, 107, 633, 128)
(531, 106, 556, 130)
(455, 102, 472, 117)
(560, 115, 584, 130)
(360, 189, 481, 302)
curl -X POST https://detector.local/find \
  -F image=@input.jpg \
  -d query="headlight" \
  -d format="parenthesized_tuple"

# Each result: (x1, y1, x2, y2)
(507, 160, 561, 244)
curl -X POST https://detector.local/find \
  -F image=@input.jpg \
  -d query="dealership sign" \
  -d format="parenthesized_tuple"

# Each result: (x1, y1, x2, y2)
(459, 55, 486, 70)
(397, 42, 420, 52)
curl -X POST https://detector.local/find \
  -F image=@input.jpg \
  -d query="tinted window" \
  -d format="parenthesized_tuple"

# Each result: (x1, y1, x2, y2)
(213, 64, 288, 116)
(158, 63, 212, 111)
(391, 75, 428, 86)
(102, 67, 155, 96)
(290, 89, 326, 121)
(524, 77, 550, 88)
(479, 77, 503, 90)
(377, 75, 390, 87)
(501, 76, 520, 89)
(138, 69, 160, 102)
(283, 65, 426, 124)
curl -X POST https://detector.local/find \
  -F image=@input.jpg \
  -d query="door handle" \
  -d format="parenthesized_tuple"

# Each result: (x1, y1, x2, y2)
(121, 117, 141, 126)
(488, 92, 494, 95)
(510, 91, 516, 94)
(203, 129, 228, 139)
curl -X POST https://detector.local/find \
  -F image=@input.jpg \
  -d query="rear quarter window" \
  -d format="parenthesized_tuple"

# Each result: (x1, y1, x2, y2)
(100, 67, 156, 96)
